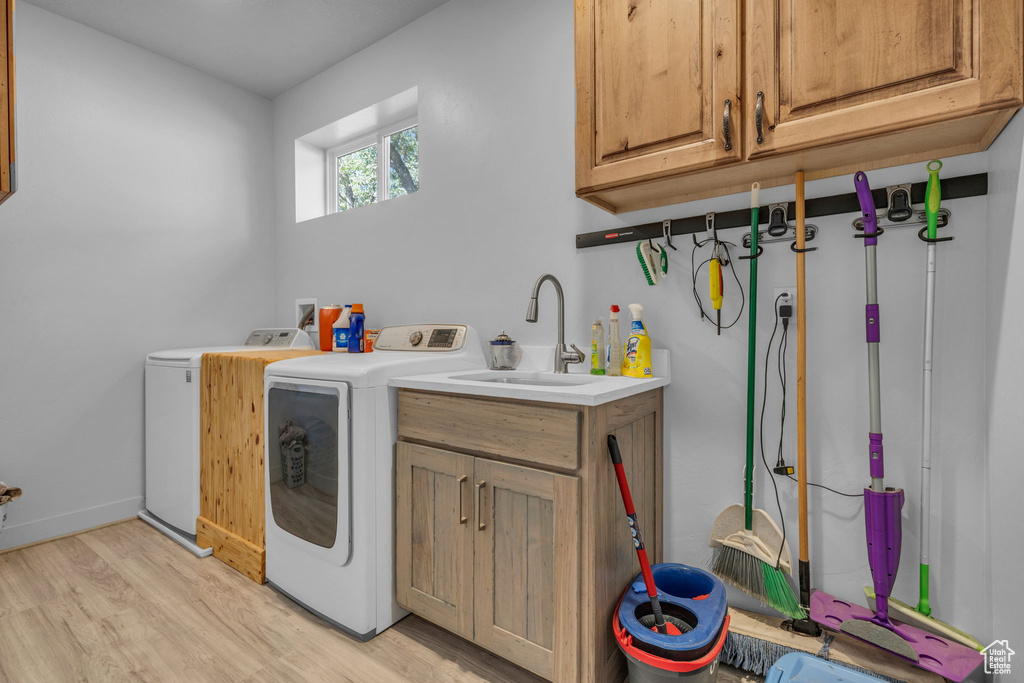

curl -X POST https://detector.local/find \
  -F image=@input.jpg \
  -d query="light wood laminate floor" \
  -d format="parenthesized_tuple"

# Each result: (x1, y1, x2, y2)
(0, 520, 757, 682)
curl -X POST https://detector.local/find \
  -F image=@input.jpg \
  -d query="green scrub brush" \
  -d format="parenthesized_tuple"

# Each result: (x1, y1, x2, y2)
(637, 240, 666, 285)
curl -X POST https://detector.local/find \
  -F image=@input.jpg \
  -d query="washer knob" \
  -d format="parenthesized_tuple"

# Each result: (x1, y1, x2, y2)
(262, 334, 272, 345)
(409, 331, 424, 346)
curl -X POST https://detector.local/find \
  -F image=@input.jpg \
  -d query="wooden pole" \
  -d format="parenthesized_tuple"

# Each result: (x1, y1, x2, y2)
(795, 170, 811, 609)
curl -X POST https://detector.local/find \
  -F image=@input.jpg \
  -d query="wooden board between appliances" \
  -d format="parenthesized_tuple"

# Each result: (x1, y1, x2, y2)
(198, 349, 323, 583)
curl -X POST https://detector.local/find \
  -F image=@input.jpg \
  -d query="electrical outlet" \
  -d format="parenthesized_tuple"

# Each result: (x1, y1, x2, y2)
(295, 297, 318, 331)
(774, 287, 795, 317)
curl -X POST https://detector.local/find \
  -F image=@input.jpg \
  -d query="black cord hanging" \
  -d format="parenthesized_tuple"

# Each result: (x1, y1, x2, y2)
(689, 237, 745, 332)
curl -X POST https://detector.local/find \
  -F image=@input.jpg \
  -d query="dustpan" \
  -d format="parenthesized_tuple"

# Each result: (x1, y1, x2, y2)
(708, 505, 792, 574)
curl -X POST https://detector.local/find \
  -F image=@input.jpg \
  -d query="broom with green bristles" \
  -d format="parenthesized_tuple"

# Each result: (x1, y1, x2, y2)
(709, 183, 804, 620)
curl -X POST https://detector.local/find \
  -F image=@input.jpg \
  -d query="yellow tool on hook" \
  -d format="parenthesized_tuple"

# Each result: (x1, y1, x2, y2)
(709, 249, 724, 335)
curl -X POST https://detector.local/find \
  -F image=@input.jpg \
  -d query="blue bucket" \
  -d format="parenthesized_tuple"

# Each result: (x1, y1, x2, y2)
(613, 563, 730, 682)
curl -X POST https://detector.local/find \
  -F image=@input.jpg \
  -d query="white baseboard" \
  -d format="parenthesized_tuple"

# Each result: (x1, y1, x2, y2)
(0, 496, 144, 551)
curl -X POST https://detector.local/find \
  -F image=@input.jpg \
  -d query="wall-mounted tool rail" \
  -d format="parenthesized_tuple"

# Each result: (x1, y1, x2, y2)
(575, 173, 987, 250)
(742, 203, 817, 249)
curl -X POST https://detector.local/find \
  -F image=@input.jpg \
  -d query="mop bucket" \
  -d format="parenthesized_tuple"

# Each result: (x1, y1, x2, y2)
(613, 563, 730, 682)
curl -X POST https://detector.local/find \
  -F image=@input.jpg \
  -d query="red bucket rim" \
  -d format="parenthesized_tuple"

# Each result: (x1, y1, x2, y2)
(612, 598, 730, 673)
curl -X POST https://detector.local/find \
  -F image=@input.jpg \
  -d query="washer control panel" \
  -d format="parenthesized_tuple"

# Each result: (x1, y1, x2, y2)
(242, 328, 311, 348)
(374, 325, 468, 352)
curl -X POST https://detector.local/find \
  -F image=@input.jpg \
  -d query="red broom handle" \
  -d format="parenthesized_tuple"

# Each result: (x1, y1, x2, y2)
(608, 435, 659, 600)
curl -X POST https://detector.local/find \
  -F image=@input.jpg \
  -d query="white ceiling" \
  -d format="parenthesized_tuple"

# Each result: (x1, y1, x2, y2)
(26, 0, 450, 99)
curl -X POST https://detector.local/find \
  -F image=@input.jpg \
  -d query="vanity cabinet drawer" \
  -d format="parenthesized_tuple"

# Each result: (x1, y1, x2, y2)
(397, 390, 580, 470)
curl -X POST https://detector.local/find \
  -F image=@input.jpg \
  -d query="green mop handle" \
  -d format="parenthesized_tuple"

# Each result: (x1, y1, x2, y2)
(919, 160, 941, 617)
(925, 160, 942, 240)
(745, 183, 760, 529)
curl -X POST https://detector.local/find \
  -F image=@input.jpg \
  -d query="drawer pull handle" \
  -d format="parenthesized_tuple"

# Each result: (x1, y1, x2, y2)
(476, 480, 486, 530)
(457, 475, 468, 524)
(755, 91, 764, 144)
(722, 99, 732, 151)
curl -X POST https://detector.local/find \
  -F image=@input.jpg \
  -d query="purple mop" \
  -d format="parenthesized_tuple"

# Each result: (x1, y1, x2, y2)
(809, 171, 982, 682)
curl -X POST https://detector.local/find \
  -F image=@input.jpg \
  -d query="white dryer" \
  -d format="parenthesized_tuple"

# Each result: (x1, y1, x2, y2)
(263, 324, 484, 640)
(141, 328, 313, 555)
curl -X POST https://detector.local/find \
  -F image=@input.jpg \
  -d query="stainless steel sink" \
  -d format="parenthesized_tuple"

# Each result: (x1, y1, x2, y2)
(454, 371, 602, 387)
(477, 377, 589, 387)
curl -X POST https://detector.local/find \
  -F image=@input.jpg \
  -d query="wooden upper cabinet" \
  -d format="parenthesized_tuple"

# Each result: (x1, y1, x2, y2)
(747, 0, 1023, 158)
(576, 0, 1022, 213)
(575, 0, 742, 203)
(0, 0, 14, 207)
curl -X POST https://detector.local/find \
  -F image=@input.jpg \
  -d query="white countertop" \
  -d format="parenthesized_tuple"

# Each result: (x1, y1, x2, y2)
(390, 347, 670, 406)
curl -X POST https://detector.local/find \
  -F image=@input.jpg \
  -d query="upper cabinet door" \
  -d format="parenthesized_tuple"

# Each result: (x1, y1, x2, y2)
(746, 0, 1023, 159)
(576, 0, 742, 197)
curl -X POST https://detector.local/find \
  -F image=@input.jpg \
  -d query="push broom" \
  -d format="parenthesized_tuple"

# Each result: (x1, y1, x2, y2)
(862, 160, 982, 650)
(709, 183, 803, 620)
(809, 171, 982, 682)
(785, 171, 821, 636)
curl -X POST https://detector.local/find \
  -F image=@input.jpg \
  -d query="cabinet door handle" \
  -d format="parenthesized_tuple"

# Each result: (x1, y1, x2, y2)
(755, 91, 764, 144)
(457, 475, 468, 524)
(475, 480, 486, 530)
(722, 99, 732, 151)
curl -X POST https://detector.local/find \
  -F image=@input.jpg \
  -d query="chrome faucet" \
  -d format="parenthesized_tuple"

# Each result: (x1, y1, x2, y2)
(525, 274, 585, 373)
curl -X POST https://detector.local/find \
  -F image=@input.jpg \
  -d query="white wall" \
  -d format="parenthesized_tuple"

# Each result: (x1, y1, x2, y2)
(271, 0, 999, 647)
(0, 4, 275, 549)
(985, 112, 1024, 666)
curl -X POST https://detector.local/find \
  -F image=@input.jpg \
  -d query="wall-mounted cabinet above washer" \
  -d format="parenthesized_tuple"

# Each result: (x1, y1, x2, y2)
(575, 0, 1023, 214)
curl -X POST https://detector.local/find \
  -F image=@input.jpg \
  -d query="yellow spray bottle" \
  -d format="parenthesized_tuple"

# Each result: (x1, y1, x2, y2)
(622, 303, 653, 378)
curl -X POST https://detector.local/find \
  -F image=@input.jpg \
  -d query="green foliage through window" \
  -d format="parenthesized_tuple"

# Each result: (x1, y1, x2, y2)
(335, 125, 418, 213)
(388, 126, 419, 199)
(337, 145, 377, 211)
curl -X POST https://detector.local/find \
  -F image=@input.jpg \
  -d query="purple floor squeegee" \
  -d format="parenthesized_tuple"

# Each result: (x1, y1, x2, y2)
(809, 171, 982, 682)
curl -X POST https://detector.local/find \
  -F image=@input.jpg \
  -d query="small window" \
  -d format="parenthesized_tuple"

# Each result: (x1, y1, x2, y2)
(327, 120, 418, 214)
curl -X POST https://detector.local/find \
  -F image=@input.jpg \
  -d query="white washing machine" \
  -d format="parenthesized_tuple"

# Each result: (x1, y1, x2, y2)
(263, 324, 484, 640)
(141, 328, 313, 555)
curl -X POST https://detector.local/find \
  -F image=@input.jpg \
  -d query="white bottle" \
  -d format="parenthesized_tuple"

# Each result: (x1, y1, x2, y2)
(333, 305, 352, 352)
(607, 305, 622, 376)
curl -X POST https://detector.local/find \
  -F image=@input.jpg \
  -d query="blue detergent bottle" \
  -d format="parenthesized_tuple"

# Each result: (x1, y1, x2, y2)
(348, 304, 365, 353)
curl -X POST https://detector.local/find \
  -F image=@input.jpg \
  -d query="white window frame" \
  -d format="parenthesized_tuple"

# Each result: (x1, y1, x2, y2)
(326, 116, 418, 215)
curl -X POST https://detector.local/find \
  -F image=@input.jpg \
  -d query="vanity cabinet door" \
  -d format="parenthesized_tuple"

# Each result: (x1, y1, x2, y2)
(396, 443, 475, 639)
(472, 459, 579, 683)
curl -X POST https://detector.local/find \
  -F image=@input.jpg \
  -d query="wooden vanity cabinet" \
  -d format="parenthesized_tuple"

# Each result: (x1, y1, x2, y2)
(0, 0, 15, 207)
(576, 0, 1023, 213)
(396, 388, 663, 683)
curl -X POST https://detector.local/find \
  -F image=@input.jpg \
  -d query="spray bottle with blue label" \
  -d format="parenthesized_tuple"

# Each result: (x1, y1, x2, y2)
(622, 303, 653, 378)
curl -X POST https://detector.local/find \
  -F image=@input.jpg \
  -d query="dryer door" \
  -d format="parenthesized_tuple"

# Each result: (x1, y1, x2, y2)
(265, 378, 351, 565)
